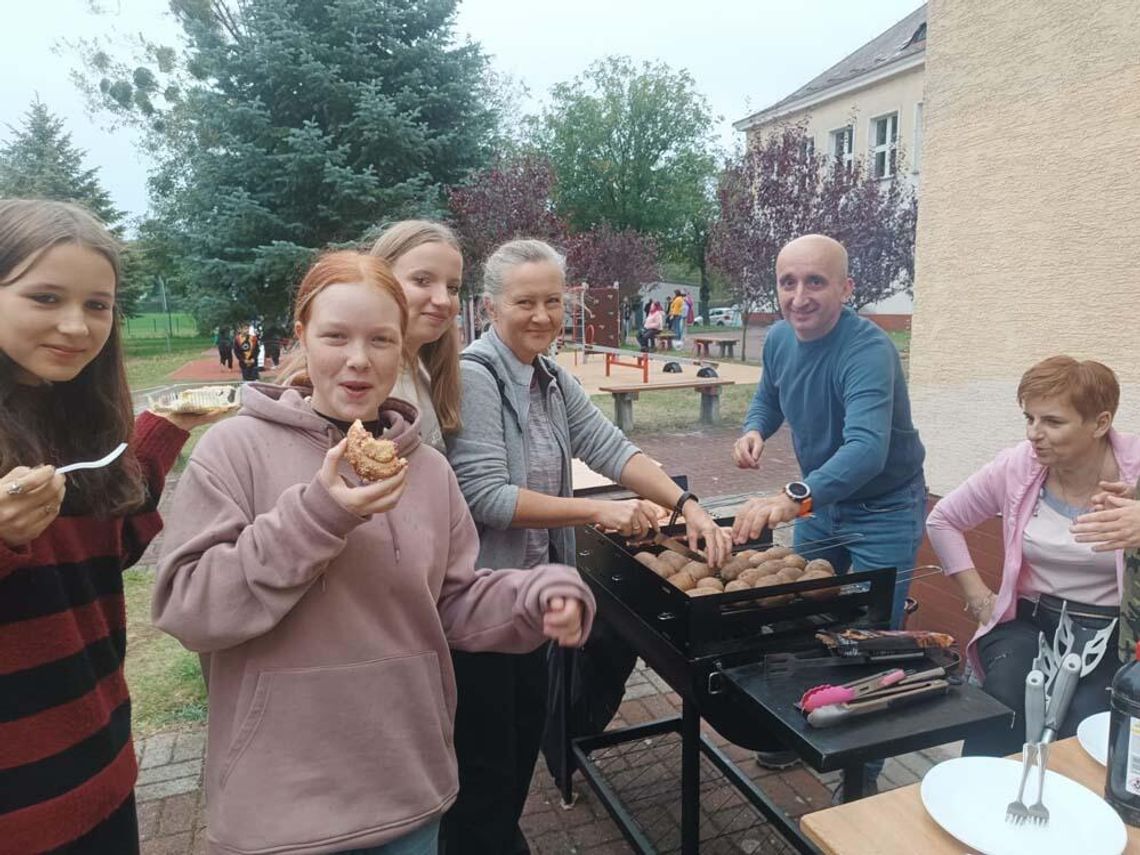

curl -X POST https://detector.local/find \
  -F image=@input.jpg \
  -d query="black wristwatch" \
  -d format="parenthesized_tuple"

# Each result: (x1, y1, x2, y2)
(669, 490, 699, 527)
(783, 481, 813, 515)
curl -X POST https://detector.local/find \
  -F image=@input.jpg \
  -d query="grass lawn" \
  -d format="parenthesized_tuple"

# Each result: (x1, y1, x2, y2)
(123, 569, 207, 736)
(124, 336, 212, 390)
(122, 312, 200, 339)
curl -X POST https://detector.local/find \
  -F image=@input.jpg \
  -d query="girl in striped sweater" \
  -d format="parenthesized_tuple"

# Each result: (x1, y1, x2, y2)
(0, 199, 220, 853)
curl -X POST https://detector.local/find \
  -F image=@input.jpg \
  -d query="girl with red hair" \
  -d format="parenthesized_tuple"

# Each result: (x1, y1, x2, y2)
(153, 251, 593, 855)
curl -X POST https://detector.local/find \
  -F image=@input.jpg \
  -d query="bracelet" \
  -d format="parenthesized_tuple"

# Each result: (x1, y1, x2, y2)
(964, 592, 996, 620)
(669, 490, 699, 528)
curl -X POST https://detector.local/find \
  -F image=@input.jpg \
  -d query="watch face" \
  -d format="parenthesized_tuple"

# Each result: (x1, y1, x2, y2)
(786, 481, 811, 501)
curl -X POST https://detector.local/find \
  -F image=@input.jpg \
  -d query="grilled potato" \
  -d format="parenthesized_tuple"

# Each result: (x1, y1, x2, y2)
(697, 576, 725, 592)
(798, 568, 838, 600)
(724, 580, 751, 593)
(681, 560, 713, 580)
(668, 570, 696, 591)
(751, 575, 794, 606)
(756, 560, 786, 576)
(775, 567, 803, 584)
(764, 546, 794, 560)
(804, 558, 836, 577)
(687, 587, 719, 597)
(634, 551, 657, 568)
(719, 557, 750, 581)
(659, 551, 691, 571)
(781, 554, 807, 570)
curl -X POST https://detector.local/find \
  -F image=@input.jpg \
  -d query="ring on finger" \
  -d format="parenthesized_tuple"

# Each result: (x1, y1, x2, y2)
(6, 481, 23, 497)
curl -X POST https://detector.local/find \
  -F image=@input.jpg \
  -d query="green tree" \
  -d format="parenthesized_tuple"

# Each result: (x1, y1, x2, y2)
(76, 0, 496, 327)
(0, 97, 124, 230)
(537, 56, 719, 320)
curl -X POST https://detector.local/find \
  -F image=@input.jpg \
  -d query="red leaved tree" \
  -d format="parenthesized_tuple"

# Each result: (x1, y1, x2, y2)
(565, 224, 659, 300)
(708, 122, 917, 357)
(447, 154, 568, 290)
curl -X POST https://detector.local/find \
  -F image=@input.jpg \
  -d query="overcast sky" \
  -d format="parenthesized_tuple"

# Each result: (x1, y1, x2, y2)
(0, 0, 921, 220)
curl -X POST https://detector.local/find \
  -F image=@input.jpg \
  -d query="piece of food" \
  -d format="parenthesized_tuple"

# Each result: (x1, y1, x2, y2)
(737, 549, 759, 562)
(765, 546, 794, 560)
(799, 568, 838, 600)
(634, 551, 658, 568)
(804, 558, 836, 577)
(681, 560, 713, 581)
(687, 587, 719, 597)
(724, 580, 751, 593)
(756, 560, 786, 577)
(781, 554, 807, 570)
(668, 571, 696, 591)
(659, 551, 691, 571)
(345, 419, 407, 481)
(719, 557, 750, 582)
(775, 567, 803, 584)
(752, 575, 794, 606)
(738, 568, 764, 585)
(697, 576, 724, 592)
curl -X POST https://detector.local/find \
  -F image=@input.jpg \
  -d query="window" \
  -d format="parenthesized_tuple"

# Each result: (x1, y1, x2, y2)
(871, 112, 898, 178)
(830, 126, 853, 171)
(912, 102, 924, 174)
(803, 135, 816, 160)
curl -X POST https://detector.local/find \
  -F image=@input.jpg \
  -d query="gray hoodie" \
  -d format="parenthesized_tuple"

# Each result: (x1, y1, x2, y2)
(153, 383, 594, 854)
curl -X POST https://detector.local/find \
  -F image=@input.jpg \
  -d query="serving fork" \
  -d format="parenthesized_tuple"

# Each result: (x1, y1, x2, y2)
(1005, 654, 1081, 826)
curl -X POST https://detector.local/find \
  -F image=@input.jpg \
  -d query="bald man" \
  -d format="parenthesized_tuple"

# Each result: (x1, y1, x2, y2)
(732, 235, 926, 629)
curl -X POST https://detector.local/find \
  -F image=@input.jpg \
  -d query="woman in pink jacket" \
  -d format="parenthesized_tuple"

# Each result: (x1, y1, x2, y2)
(926, 356, 1140, 756)
(154, 251, 594, 855)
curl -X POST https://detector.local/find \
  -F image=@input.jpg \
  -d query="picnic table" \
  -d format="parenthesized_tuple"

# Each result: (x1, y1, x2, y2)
(599, 378, 734, 432)
(801, 737, 1135, 853)
(691, 335, 740, 359)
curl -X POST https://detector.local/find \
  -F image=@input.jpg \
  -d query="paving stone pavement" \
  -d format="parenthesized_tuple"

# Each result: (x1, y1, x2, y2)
(134, 661, 962, 855)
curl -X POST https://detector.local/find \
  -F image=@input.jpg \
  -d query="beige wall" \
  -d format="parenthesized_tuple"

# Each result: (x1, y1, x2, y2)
(745, 64, 926, 183)
(910, 0, 1140, 495)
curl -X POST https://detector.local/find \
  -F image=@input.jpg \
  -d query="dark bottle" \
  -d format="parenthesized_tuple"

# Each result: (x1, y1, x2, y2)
(1107, 641, 1140, 825)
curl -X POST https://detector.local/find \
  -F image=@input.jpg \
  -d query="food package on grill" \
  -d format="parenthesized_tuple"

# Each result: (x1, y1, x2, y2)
(149, 385, 239, 416)
(816, 628, 956, 658)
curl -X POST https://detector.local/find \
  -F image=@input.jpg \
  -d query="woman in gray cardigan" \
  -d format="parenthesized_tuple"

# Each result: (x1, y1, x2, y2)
(443, 239, 732, 855)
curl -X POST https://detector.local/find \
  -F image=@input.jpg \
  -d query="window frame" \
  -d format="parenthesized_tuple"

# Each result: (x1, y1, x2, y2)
(869, 111, 900, 179)
(829, 125, 854, 171)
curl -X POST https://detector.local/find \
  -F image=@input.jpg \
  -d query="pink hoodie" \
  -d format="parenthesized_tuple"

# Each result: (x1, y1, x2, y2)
(926, 430, 1140, 676)
(153, 384, 595, 854)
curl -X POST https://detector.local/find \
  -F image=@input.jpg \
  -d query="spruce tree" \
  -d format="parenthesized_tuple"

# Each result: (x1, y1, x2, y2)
(0, 97, 124, 231)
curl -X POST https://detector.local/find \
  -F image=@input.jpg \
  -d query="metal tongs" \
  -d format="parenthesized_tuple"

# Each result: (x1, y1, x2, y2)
(803, 665, 950, 727)
(1006, 653, 1081, 826)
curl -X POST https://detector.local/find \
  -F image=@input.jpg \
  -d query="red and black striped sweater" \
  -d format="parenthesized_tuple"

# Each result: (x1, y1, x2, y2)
(0, 412, 187, 854)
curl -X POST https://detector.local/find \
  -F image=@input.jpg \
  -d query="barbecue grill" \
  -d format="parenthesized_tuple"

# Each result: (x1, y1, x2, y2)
(552, 488, 898, 854)
(573, 515, 896, 748)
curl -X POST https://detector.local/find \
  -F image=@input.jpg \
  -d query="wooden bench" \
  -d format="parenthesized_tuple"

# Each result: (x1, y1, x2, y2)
(586, 344, 717, 383)
(599, 379, 735, 433)
(653, 330, 675, 350)
(691, 335, 740, 359)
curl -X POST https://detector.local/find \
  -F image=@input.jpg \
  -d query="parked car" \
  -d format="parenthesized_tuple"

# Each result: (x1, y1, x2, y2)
(707, 306, 742, 326)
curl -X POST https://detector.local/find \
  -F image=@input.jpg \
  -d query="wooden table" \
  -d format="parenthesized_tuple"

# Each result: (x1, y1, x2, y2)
(801, 737, 1134, 854)
(691, 335, 739, 358)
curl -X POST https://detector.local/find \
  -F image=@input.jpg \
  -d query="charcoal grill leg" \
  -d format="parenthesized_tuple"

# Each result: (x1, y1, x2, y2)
(681, 698, 700, 854)
(557, 646, 575, 807)
(840, 763, 866, 802)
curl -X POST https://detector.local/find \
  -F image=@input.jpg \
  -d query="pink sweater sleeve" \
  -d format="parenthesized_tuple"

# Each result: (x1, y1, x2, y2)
(926, 453, 1008, 576)
(437, 471, 596, 653)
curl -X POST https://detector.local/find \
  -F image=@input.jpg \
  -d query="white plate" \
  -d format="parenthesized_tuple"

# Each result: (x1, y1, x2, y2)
(920, 756, 1126, 855)
(1078, 711, 1111, 766)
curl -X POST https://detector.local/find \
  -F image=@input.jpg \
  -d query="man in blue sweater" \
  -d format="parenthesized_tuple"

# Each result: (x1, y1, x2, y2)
(732, 234, 926, 629)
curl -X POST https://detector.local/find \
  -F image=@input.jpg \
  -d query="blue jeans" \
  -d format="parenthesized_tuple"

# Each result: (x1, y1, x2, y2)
(338, 820, 440, 855)
(793, 476, 927, 629)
